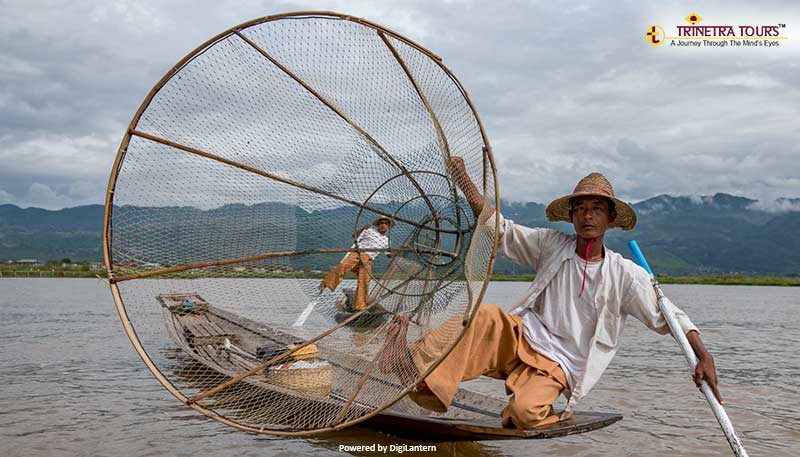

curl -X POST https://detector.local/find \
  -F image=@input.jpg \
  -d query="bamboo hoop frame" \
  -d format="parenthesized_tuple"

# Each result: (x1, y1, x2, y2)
(111, 245, 455, 284)
(113, 247, 385, 283)
(233, 30, 441, 228)
(129, 130, 459, 235)
(353, 170, 467, 297)
(103, 11, 500, 437)
(378, 31, 451, 164)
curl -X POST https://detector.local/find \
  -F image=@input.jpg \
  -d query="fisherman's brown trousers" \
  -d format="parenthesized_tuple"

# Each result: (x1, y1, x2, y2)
(410, 304, 568, 428)
(322, 252, 372, 310)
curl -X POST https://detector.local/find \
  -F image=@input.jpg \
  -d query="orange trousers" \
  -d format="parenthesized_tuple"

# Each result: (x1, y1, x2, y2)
(321, 252, 372, 310)
(410, 304, 568, 428)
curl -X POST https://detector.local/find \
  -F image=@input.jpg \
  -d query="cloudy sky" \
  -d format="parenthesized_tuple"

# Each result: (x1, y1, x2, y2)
(1, 0, 798, 210)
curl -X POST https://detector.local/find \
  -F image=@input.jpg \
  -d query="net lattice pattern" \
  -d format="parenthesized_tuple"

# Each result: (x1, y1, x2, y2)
(106, 13, 497, 435)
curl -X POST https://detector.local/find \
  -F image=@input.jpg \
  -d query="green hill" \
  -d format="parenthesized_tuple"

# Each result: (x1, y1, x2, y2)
(0, 193, 797, 276)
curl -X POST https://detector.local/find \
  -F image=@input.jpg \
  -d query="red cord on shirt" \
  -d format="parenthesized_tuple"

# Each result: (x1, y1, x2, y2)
(578, 238, 594, 298)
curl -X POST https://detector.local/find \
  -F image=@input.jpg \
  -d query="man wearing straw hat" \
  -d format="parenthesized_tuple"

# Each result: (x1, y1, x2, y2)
(319, 215, 394, 310)
(382, 158, 721, 429)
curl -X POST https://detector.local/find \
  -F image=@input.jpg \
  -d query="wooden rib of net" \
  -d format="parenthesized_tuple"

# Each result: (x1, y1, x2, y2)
(104, 11, 499, 435)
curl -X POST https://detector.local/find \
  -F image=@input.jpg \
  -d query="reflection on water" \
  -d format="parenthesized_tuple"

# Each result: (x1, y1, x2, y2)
(0, 279, 798, 456)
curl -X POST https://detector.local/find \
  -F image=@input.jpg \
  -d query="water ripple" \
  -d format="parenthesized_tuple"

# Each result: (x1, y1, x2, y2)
(0, 279, 797, 456)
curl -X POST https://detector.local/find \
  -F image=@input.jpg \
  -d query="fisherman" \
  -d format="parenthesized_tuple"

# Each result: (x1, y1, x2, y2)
(382, 157, 722, 429)
(319, 215, 393, 310)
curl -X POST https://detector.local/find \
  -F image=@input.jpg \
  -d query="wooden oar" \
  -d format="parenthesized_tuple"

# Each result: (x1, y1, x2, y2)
(628, 240, 749, 457)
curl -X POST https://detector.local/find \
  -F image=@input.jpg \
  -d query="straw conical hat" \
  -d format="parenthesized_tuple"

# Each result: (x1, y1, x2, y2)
(545, 172, 637, 230)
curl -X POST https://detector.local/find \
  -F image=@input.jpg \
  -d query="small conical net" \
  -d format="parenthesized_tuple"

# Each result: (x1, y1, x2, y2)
(105, 12, 498, 435)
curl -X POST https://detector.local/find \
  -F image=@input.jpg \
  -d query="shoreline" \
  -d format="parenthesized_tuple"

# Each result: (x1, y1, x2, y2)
(1, 268, 797, 286)
(490, 273, 800, 286)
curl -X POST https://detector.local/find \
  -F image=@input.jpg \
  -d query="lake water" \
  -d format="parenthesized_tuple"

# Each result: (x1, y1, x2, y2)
(1, 279, 798, 456)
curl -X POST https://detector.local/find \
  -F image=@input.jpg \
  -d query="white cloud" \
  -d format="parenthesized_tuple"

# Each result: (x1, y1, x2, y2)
(712, 73, 785, 90)
(26, 183, 71, 208)
(0, 188, 15, 204)
(0, 133, 116, 179)
(747, 198, 800, 213)
(0, 182, 96, 210)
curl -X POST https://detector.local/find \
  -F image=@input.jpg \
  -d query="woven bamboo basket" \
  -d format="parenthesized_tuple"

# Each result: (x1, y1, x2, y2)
(266, 363, 332, 397)
(288, 343, 318, 361)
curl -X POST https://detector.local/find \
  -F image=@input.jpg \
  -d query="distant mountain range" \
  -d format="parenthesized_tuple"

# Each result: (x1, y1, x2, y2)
(497, 194, 800, 276)
(0, 204, 103, 262)
(1, 193, 798, 276)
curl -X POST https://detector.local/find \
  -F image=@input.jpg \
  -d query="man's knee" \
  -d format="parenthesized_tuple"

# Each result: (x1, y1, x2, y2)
(474, 303, 503, 321)
(503, 400, 554, 429)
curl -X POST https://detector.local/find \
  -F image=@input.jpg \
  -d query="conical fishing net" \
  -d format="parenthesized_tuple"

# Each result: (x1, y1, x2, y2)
(105, 12, 498, 435)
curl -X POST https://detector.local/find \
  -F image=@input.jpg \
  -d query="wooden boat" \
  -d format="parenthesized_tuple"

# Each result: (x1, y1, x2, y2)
(159, 292, 622, 440)
(333, 309, 392, 330)
(332, 288, 392, 330)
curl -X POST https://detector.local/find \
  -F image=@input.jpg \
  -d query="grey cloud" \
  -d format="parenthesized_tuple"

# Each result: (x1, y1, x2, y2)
(0, 0, 798, 209)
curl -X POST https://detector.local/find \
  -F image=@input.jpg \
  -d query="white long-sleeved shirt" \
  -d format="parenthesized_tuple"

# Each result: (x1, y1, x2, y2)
(522, 256, 602, 389)
(494, 213, 698, 417)
(354, 227, 389, 260)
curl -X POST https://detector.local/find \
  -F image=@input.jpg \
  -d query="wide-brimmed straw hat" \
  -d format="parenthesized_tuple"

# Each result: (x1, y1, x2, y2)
(372, 215, 395, 227)
(545, 173, 637, 230)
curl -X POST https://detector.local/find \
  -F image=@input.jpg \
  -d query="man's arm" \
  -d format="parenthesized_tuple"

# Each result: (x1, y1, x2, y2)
(353, 223, 371, 239)
(687, 330, 723, 403)
(624, 273, 723, 403)
(447, 155, 551, 270)
(447, 156, 485, 217)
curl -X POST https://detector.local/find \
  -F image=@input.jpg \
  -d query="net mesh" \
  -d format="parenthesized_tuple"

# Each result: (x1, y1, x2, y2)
(106, 13, 497, 435)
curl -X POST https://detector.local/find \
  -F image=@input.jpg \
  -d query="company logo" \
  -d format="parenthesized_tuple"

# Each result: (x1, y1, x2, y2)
(646, 25, 666, 46)
(684, 13, 703, 25)
(645, 13, 788, 49)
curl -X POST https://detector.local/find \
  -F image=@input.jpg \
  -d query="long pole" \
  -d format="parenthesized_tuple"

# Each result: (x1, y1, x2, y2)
(628, 240, 748, 457)
(293, 291, 323, 327)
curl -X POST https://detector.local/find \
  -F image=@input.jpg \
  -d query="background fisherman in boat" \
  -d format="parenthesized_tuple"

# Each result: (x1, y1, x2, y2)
(383, 157, 722, 429)
(319, 215, 394, 310)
